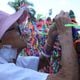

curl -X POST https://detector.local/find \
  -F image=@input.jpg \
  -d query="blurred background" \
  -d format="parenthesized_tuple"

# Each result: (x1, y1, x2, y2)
(0, 0, 80, 24)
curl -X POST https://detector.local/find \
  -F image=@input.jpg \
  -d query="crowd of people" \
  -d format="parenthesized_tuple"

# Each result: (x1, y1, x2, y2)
(0, 6, 80, 80)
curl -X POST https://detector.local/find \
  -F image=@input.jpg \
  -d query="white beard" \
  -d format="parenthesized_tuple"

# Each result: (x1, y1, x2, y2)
(0, 45, 17, 63)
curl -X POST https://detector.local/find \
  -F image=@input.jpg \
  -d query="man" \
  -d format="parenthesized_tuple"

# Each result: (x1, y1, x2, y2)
(42, 11, 79, 80)
(0, 7, 78, 80)
(0, 8, 48, 80)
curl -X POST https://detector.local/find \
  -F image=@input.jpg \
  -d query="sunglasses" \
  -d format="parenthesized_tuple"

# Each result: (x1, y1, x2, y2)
(0, 25, 21, 43)
(6, 26, 21, 35)
(0, 22, 30, 45)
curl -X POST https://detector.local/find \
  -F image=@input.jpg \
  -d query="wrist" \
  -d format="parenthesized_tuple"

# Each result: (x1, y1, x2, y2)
(58, 34, 73, 44)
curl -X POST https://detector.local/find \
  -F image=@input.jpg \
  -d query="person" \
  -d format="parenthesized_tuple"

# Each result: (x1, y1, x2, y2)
(74, 38, 80, 80)
(0, 7, 48, 80)
(0, 8, 78, 80)
(46, 17, 52, 27)
(38, 10, 79, 74)
(41, 11, 79, 80)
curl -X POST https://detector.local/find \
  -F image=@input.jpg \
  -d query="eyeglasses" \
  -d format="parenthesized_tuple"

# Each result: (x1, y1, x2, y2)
(0, 25, 21, 43)
(6, 26, 21, 35)
(0, 23, 30, 46)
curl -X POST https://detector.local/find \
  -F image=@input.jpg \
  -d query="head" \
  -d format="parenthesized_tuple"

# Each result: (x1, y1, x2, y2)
(46, 17, 52, 26)
(37, 18, 44, 30)
(69, 10, 77, 23)
(0, 8, 30, 51)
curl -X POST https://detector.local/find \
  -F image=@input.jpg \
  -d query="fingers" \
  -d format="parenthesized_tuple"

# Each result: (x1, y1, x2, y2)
(54, 10, 72, 34)
(64, 12, 69, 17)
(55, 10, 64, 19)
(55, 10, 71, 24)
(55, 10, 65, 19)
(55, 11, 70, 20)
(59, 10, 65, 17)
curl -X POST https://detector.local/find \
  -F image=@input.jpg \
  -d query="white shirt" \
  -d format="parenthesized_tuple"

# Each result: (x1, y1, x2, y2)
(0, 45, 48, 80)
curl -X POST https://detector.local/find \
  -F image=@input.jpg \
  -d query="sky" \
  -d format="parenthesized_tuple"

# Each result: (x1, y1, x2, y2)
(0, 0, 80, 24)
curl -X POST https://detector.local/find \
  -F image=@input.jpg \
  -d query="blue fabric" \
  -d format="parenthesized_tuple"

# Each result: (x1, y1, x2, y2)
(72, 27, 79, 41)
(0, 63, 48, 80)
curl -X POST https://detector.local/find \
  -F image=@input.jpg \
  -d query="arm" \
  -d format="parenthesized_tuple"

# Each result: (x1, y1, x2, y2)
(58, 31, 78, 80)
(44, 23, 58, 57)
(46, 30, 78, 80)
(46, 11, 79, 80)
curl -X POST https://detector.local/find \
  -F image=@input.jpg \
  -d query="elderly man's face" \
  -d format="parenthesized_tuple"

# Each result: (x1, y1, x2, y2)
(1, 23, 27, 49)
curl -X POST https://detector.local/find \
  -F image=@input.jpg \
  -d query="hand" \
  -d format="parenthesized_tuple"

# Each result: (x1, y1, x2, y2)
(55, 11, 72, 35)
(46, 11, 78, 80)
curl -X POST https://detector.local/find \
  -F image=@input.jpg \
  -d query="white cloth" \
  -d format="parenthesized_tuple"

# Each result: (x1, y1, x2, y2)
(0, 45, 17, 62)
(16, 56, 39, 71)
(0, 63, 48, 80)
(0, 56, 8, 64)
(0, 46, 48, 80)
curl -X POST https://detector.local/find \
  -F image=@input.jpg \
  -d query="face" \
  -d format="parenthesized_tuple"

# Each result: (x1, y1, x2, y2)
(1, 23, 27, 49)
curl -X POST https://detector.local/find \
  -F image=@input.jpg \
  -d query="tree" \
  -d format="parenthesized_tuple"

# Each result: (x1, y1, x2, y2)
(36, 14, 46, 20)
(8, 0, 33, 11)
(8, 0, 36, 22)
(69, 10, 75, 18)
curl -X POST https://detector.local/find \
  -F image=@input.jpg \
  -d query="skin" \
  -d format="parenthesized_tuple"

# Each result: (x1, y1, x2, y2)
(75, 40, 80, 80)
(46, 11, 79, 80)
(0, 11, 79, 80)
(0, 23, 27, 62)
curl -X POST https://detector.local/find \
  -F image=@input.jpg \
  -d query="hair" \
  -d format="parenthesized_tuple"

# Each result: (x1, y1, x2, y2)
(46, 17, 51, 21)
(39, 18, 43, 22)
(52, 18, 55, 23)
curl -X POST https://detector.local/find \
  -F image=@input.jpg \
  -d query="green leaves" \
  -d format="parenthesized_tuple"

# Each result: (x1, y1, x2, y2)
(36, 14, 46, 20)
(8, 0, 33, 11)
